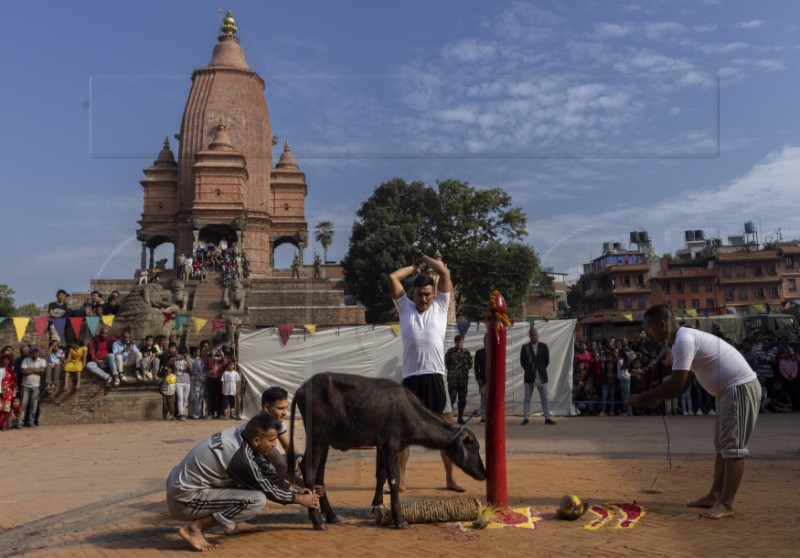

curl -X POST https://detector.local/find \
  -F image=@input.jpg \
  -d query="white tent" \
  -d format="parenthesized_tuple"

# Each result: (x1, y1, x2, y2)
(238, 319, 577, 419)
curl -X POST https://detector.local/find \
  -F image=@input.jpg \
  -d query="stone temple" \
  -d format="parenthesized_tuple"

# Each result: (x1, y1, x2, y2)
(93, 12, 364, 336)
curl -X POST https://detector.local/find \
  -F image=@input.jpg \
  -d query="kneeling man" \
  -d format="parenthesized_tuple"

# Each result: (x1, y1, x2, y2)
(166, 413, 319, 551)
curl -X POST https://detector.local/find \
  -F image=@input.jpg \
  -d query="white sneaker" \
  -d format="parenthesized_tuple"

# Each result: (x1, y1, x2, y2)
(696, 410, 703, 416)
(708, 410, 715, 416)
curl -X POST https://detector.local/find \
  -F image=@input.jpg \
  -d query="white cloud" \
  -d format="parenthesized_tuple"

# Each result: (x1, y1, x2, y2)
(643, 21, 688, 40)
(592, 22, 637, 39)
(441, 39, 498, 63)
(737, 20, 763, 29)
(700, 42, 748, 55)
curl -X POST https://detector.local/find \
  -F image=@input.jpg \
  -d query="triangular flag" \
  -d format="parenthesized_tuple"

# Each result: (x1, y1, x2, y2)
(278, 324, 293, 345)
(175, 315, 189, 330)
(33, 317, 49, 339)
(101, 314, 115, 328)
(212, 320, 228, 333)
(456, 320, 471, 337)
(781, 301, 790, 309)
(725, 306, 737, 315)
(85, 316, 100, 336)
(675, 309, 685, 318)
(390, 322, 401, 336)
(752, 304, 765, 313)
(51, 318, 67, 340)
(303, 324, 317, 335)
(793, 299, 800, 306)
(69, 317, 84, 339)
(701, 308, 709, 317)
(12, 317, 30, 342)
(623, 313, 633, 321)
(686, 309, 698, 318)
(162, 312, 173, 326)
(0, 317, 5, 327)
(192, 317, 208, 334)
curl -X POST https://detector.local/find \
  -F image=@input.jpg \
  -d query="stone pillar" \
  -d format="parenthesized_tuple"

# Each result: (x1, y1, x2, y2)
(140, 242, 147, 270)
(149, 247, 155, 269)
(236, 230, 243, 254)
(192, 229, 199, 255)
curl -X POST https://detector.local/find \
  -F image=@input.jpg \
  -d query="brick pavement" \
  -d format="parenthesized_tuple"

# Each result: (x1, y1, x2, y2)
(1, 414, 798, 557)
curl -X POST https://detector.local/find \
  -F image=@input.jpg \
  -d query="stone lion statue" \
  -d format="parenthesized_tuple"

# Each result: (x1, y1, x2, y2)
(223, 277, 246, 311)
(111, 283, 179, 341)
(172, 279, 188, 312)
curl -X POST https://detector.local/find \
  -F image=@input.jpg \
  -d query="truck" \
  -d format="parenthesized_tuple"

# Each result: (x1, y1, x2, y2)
(743, 313, 800, 342)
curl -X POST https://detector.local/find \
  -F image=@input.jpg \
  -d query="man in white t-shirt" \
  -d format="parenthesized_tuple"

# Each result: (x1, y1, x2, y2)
(628, 305, 760, 519)
(388, 252, 464, 493)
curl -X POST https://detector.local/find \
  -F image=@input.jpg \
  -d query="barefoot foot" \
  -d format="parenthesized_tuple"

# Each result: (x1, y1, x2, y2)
(179, 525, 217, 552)
(224, 521, 258, 535)
(446, 481, 466, 493)
(700, 504, 734, 519)
(687, 495, 717, 508)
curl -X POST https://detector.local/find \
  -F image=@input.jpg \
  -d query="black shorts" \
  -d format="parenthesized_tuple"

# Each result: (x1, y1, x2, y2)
(402, 373, 449, 414)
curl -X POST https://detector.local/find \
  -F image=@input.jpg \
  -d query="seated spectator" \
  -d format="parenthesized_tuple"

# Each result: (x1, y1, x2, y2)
(139, 335, 160, 382)
(21, 346, 46, 427)
(8, 396, 23, 429)
(113, 330, 141, 382)
(763, 378, 793, 413)
(138, 268, 149, 285)
(44, 340, 65, 395)
(63, 339, 87, 391)
(85, 327, 120, 387)
(102, 291, 121, 316)
(89, 290, 105, 316)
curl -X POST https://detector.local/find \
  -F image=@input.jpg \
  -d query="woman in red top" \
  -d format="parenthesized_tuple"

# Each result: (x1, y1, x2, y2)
(0, 346, 17, 430)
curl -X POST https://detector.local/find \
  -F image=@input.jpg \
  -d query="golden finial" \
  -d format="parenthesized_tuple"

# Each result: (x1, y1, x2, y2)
(221, 10, 237, 36)
(284, 139, 291, 152)
(219, 118, 226, 130)
(163, 136, 170, 148)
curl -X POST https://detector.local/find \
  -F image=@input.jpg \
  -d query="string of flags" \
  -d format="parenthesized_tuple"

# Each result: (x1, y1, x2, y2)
(581, 300, 800, 322)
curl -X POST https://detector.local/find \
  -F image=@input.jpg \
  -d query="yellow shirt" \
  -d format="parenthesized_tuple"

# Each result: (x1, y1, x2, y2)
(64, 346, 87, 373)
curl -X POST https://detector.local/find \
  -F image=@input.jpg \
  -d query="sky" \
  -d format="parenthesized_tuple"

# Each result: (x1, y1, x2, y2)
(3, 0, 800, 307)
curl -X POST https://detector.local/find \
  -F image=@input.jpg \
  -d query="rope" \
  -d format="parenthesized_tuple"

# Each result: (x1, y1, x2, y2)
(373, 496, 481, 526)
(660, 411, 673, 469)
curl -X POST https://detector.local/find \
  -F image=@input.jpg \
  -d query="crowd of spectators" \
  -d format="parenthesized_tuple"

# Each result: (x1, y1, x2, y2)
(572, 326, 800, 416)
(178, 240, 249, 284)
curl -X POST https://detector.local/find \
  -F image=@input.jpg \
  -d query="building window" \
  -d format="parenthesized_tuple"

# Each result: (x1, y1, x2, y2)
(706, 298, 714, 307)
(691, 298, 700, 309)
(785, 256, 794, 268)
(722, 265, 732, 278)
(622, 275, 631, 286)
(725, 288, 734, 301)
(636, 274, 645, 286)
(690, 280, 699, 294)
(623, 296, 632, 309)
(756, 287, 765, 299)
(770, 286, 779, 298)
(768, 263, 778, 275)
(789, 278, 797, 292)
(704, 279, 714, 293)
(662, 282, 670, 295)
(738, 287, 749, 300)
(637, 296, 646, 308)
(754, 263, 763, 276)
(676, 280, 684, 294)
(677, 299, 686, 310)
(666, 300, 673, 310)
(735, 265, 745, 277)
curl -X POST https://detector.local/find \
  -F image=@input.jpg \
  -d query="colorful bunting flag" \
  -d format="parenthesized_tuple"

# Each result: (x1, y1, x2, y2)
(457, 320, 471, 337)
(69, 317, 84, 339)
(33, 317, 49, 339)
(12, 317, 30, 342)
(390, 323, 401, 336)
(623, 313, 633, 321)
(303, 324, 317, 335)
(0, 317, 5, 327)
(725, 306, 737, 315)
(175, 315, 188, 330)
(751, 304, 765, 313)
(101, 314, 115, 328)
(701, 308, 709, 317)
(85, 316, 100, 336)
(781, 301, 790, 309)
(686, 309, 698, 318)
(675, 309, 685, 318)
(162, 312, 173, 326)
(51, 318, 66, 340)
(278, 324, 293, 345)
(212, 320, 228, 333)
(192, 317, 207, 334)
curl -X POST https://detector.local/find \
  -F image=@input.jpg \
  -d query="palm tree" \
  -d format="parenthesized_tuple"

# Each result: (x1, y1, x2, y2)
(314, 221, 335, 263)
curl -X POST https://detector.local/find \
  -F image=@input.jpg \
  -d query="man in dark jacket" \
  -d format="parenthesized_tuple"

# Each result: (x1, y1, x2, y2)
(519, 326, 555, 425)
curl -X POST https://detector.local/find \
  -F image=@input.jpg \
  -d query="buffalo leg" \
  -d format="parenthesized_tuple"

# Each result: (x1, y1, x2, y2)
(315, 444, 341, 525)
(385, 447, 409, 529)
(305, 439, 327, 530)
(372, 447, 387, 508)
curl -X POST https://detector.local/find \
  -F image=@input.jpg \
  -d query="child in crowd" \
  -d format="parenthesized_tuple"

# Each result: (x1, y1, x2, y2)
(160, 366, 177, 421)
(8, 397, 23, 429)
(139, 335, 160, 382)
(63, 339, 87, 391)
(629, 359, 647, 415)
(617, 348, 632, 416)
(572, 360, 588, 415)
(1, 355, 16, 430)
(220, 361, 240, 419)
(172, 346, 191, 420)
(189, 347, 207, 419)
(44, 340, 65, 394)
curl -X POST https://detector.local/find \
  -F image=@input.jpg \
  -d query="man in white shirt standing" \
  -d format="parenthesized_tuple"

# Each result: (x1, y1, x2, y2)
(388, 251, 464, 493)
(629, 305, 760, 519)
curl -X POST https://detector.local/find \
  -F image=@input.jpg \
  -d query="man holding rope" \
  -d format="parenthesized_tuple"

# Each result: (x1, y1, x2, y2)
(628, 305, 760, 519)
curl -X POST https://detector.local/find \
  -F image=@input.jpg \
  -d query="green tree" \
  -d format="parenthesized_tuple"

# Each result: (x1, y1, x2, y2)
(0, 285, 15, 317)
(314, 220, 335, 263)
(342, 178, 538, 322)
(15, 303, 41, 317)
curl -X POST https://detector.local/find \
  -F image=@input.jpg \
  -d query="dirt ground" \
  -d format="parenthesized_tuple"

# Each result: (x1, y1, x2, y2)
(1, 413, 797, 557)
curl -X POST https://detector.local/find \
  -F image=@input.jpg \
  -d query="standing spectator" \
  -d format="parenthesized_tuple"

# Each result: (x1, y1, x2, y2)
(291, 253, 301, 279)
(205, 343, 227, 419)
(474, 334, 487, 423)
(48, 289, 69, 320)
(160, 366, 177, 420)
(221, 361, 240, 419)
(444, 335, 473, 424)
(520, 326, 555, 425)
(777, 349, 799, 409)
(85, 327, 119, 386)
(574, 341, 592, 372)
(44, 340, 65, 394)
(572, 360, 589, 415)
(139, 335, 160, 382)
(598, 350, 617, 417)
(102, 291, 121, 316)
(113, 330, 141, 382)
(63, 339, 87, 391)
(617, 349, 632, 416)
(14, 345, 29, 389)
(173, 346, 192, 420)
(20, 346, 46, 427)
(313, 255, 322, 279)
(190, 347, 207, 419)
(89, 291, 104, 316)
(630, 359, 647, 415)
(0, 346, 17, 431)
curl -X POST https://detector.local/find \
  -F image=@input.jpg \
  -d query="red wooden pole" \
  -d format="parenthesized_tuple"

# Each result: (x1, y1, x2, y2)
(486, 291, 508, 508)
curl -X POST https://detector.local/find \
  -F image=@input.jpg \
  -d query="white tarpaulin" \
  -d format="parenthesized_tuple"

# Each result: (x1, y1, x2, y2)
(238, 320, 577, 419)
